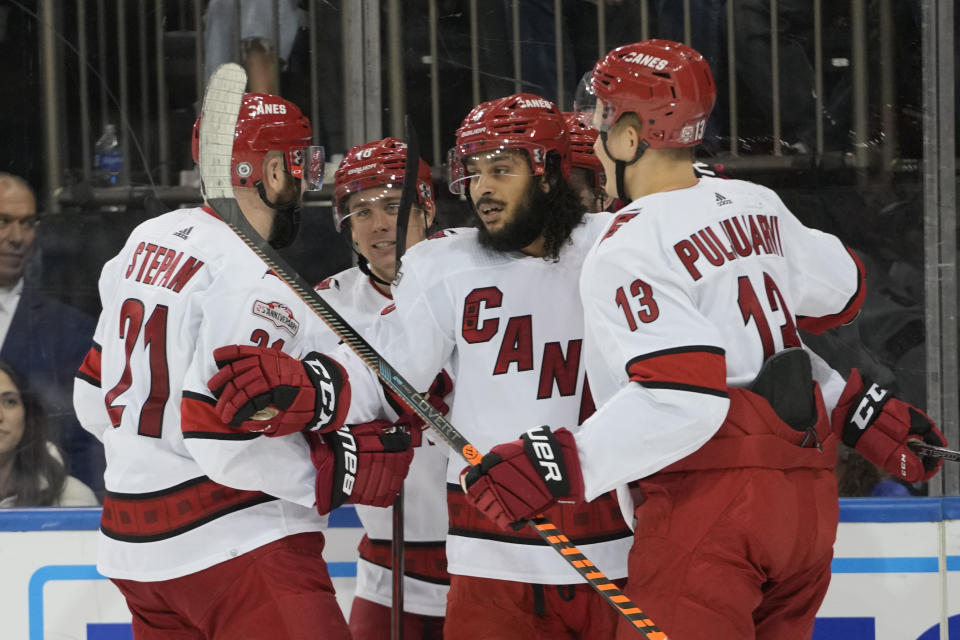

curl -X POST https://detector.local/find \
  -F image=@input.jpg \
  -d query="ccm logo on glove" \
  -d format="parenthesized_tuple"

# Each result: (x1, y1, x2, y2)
(304, 356, 341, 427)
(833, 369, 947, 483)
(850, 383, 890, 431)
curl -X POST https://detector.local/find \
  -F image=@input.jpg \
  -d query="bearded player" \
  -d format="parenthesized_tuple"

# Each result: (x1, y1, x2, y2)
(73, 94, 413, 640)
(208, 94, 633, 639)
(461, 41, 947, 639)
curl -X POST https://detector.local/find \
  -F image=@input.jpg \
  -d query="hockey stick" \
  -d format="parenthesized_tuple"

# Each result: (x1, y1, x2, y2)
(909, 440, 960, 463)
(389, 114, 420, 640)
(199, 64, 665, 639)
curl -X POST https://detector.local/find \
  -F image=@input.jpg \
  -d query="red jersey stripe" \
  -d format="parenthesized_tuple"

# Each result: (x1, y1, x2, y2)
(626, 346, 726, 394)
(76, 342, 103, 387)
(181, 391, 260, 440)
(797, 246, 866, 334)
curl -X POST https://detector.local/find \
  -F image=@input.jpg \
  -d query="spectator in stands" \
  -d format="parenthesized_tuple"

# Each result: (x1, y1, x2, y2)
(0, 358, 97, 507)
(203, 0, 304, 95)
(0, 173, 102, 496)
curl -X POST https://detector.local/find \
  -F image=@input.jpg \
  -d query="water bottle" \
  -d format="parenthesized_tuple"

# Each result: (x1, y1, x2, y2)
(94, 123, 124, 186)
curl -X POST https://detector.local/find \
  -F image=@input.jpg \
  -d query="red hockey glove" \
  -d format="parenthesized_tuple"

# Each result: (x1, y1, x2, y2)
(832, 369, 946, 483)
(309, 420, 414, 514)
(459, 426, 584, 531)
(208, 345, 350, 437)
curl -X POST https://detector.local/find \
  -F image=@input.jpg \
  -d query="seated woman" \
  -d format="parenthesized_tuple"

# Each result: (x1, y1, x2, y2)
(0, 358, 97, 507)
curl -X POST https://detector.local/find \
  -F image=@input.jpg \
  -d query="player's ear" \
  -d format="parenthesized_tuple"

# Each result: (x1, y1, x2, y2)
(262, 151, 286, 192)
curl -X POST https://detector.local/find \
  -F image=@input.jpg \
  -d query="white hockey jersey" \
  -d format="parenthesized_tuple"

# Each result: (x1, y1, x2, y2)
(575, 177, 864, 500)
(315, 266, 450, 617)
(72, 206, 377, 581)
(334, 219, 633, 585)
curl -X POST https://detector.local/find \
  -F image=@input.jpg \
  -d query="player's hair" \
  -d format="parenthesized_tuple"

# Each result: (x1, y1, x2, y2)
(0, 359, 67, 506)
(538, 150, 587, 261)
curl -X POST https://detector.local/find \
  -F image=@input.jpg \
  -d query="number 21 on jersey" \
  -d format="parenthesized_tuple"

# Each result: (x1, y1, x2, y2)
(104, 298, 171, 438)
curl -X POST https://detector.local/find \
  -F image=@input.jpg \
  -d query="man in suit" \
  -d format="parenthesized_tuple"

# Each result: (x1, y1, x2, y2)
(0, 173, 102, 496)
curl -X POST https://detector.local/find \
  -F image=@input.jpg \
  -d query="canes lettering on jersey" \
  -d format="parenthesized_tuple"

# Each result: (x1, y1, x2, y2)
(461, 287, 590, 408)
(124, 241, 206, 291)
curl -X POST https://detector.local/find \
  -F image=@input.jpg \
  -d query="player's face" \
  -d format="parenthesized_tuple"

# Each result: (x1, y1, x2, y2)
(347, 187, 432, 282)
(466, 150, 536, 235)
(0, 181, 37, 288)
(0, 370, 25, 460)
(569, 167, 601, 212)
(592, 134, 621, 199)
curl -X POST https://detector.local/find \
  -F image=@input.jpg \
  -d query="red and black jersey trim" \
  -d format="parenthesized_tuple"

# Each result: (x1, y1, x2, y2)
(76, 342, 103, 387)
(358, 535, 450, 585)
(626, 345, 728, 398)
(446, 484, 633, 546)
(101, 475, 277, 543)
(181, 390, 260, 441)
(797, 246, 866, 334)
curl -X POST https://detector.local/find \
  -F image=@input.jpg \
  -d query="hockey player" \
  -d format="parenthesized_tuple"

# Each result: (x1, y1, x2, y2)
(208, 94, 634, 639)
(319, 137, 450, 639)
(460, 40, 948, 639)
(73, 93, 414, 640)
(563, 111, 608, 212)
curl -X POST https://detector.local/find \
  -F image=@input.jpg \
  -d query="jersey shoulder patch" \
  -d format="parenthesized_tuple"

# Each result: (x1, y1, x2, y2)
(599, 211, 641, 244)
(315, 276, 340, 291)
(428, 228, 460, 240)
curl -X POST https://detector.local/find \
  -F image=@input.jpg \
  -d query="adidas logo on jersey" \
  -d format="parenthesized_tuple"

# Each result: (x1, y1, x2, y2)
(173, 226, 193, 240)
(714, 192, 732, 206)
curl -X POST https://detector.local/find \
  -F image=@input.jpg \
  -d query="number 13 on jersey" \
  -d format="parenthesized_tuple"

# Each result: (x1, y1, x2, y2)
(613, 271, 800, 362)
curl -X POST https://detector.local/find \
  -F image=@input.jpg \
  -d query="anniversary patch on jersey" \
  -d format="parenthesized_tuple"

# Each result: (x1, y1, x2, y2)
(252, 300, 300, 335)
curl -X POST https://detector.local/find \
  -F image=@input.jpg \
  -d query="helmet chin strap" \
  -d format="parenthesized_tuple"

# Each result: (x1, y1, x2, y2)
(256, 177, 301, 249)
(356, 251, 394, 288)
(599, 131, 648, 203)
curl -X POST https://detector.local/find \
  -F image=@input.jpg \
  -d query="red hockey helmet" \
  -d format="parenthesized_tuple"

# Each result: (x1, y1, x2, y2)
(332, 137, 435, 232)
(191, 93, 324, 189)
(563, 111, 604, 191)
(448, 93, 570, 195)
(587, 40, 715, 149)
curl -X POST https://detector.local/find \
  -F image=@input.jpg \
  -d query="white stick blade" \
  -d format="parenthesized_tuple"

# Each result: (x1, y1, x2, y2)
(199, 63, 247, 200)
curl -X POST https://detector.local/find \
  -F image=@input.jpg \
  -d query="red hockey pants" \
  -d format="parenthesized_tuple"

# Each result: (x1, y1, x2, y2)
(348, 596, 445, 639)
(111, 532, 350, 640)
(444, 574, 623, 639)
(617, 467, 838, 640)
